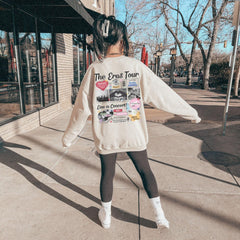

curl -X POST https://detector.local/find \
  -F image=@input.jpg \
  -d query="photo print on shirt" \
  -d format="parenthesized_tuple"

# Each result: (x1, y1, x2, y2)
(98, 109, 114, 123)
(109, 89, 127, 101)
(128, 77, 139, 87)
(109, 79, 127, 89)
(96, 79, 109, 102)
(95, 71, 141, 123)
(127, 98, 141, 121)
(96, 88, 109, 102)
(97, 102, 129, 123)
(128, 88, 141, 100)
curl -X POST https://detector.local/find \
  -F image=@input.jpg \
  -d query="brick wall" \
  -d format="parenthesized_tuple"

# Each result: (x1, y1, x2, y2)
(0, 34, 73, 141)
(56, 33, 73, 110)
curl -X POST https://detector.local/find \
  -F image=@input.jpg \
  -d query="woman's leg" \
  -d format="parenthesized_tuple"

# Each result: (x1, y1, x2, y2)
(98, 152, 117, 229)
(127, 149, 169, 229)
(99, 152, 117, 202)
(127, 149, 159, 198)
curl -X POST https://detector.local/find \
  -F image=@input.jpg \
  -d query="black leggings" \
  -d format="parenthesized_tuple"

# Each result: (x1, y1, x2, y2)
(99, 149, 159, 202)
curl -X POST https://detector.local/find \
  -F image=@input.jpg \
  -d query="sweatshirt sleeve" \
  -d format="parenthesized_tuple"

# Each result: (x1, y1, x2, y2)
(62, 66, 93, 147)
(140, 63, 201, 123)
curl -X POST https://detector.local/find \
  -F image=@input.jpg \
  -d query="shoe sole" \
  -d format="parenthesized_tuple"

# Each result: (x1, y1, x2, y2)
(101, 223, 111, 229)
(157, 222, 170, 229)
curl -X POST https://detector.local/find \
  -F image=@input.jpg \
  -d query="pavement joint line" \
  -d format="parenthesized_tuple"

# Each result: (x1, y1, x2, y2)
(116, 162, 141, 240)
(197, 138, 214, 152)
(160, 189, 240, 195)
(79, 136, 94, 142)
(226, 167, 240, 188)
(149, 155, 203, 158)
(39, 148, 68, 182)
(148, 157, 239, 188)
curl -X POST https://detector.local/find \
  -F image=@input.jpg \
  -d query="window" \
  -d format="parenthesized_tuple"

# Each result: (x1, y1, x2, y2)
(19, 31, 40, 112)
(72, 35, 85, 103)
(73, 39, 84, 84)
(16, 9, 43, 113)
(0, 2, 20, 122)
(40, 31, 55, 105)
(0, 2, 57, 125)
(72, 34, 93, 104)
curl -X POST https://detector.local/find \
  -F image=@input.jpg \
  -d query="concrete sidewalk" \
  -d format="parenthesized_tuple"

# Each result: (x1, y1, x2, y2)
(0, 82, 240, 240)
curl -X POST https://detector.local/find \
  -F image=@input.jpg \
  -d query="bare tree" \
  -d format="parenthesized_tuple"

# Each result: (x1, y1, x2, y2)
(115, 0, 151, 57)
(151, 0, 234, 88)
(162, 0, 212, 85)
(121, 0, 148, 39)
(198, 0, 232, 89)
(116, 0, 169, 59)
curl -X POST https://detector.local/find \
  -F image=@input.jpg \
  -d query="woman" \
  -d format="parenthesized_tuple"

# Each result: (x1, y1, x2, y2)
(62, 15, 201, 229)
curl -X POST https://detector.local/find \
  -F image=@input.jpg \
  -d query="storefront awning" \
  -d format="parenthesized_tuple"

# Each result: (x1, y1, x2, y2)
(10, 0, 99, 33)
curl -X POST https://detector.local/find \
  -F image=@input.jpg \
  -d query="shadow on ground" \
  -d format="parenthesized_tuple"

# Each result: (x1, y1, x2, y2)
(158, 103, 240, 179)
(1, 125, 240, 231)
(0, 140, 155, 229)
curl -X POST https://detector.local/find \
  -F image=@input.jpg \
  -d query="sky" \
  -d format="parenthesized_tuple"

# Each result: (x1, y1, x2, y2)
(115, 1, 125, 22)
(115, 0, 235, 64)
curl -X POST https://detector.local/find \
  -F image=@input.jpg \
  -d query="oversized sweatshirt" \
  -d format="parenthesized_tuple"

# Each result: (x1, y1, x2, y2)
(62, 55, 201, 154)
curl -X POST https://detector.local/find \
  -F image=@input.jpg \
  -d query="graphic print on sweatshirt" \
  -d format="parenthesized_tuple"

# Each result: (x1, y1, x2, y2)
(95, 71, 141, 123)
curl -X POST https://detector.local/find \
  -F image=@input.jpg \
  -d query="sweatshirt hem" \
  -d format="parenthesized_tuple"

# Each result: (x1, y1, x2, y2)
(96, 145, 147, 155)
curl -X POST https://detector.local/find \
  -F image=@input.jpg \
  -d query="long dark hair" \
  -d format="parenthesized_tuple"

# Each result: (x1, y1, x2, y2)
(93, 14, 129, 60)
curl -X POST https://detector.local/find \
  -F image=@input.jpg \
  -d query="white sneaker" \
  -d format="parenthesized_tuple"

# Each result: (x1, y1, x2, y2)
(155, 212, 170, 229)
(98, 207, 111, 229)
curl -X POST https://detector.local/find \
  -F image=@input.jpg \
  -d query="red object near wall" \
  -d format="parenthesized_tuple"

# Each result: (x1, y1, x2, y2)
(86, 52, 89, 69)
(144, 51, 148, 66)
(141, 45, 146, 63)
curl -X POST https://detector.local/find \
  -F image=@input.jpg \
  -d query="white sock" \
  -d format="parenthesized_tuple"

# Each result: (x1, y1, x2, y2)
(150, 196, 162, 209)
(150, 196, 169, 229)
(102, 201, 111, 213)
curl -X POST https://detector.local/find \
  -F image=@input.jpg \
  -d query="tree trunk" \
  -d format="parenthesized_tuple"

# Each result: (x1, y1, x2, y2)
(234, 64, 240, 97)
(203, 61, 211, 89)
(186, 62, 193, 85)
(186, 37, 197, 86)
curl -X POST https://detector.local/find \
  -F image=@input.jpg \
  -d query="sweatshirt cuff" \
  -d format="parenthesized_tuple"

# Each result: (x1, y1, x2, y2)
(62, 133, 73, 148)
(191, 117, 201, 123)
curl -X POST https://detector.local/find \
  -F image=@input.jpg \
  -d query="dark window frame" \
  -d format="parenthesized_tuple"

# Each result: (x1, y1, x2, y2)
(0, 1, 58, 125)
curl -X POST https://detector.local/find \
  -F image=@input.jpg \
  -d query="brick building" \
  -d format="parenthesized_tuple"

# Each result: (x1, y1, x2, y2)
(0, 0, 114, 140)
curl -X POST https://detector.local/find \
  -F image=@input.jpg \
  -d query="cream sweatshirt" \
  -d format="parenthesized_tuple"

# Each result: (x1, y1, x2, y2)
(62, 56, 201, 154)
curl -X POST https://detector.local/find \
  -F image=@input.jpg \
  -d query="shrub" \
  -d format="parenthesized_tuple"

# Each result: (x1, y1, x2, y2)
(210, 61, 230, 86)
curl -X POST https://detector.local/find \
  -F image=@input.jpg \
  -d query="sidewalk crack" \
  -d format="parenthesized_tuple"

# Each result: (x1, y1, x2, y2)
(40, 148, 68, 182)
(116, 162, 141, 240)
(226, 167, 240, 188)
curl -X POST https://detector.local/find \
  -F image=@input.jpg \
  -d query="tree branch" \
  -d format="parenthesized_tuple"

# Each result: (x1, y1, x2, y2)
(189, 0, 200, 26)
(212, 0, 217, 18)
(158, 0, 188, 29)
(163, 7, 189, 65)
(206, 0, 229, 61)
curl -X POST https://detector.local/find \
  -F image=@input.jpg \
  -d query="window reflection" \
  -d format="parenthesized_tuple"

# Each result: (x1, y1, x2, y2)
(19, 32, 40, 111)
(72, 36, 85, 104)
(72, 35, 94, 104)
(41, 32, 55, 105)
(73, 41, 84, 84)
(0, 3, 20, 122)
(0, 3, 58, 125)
